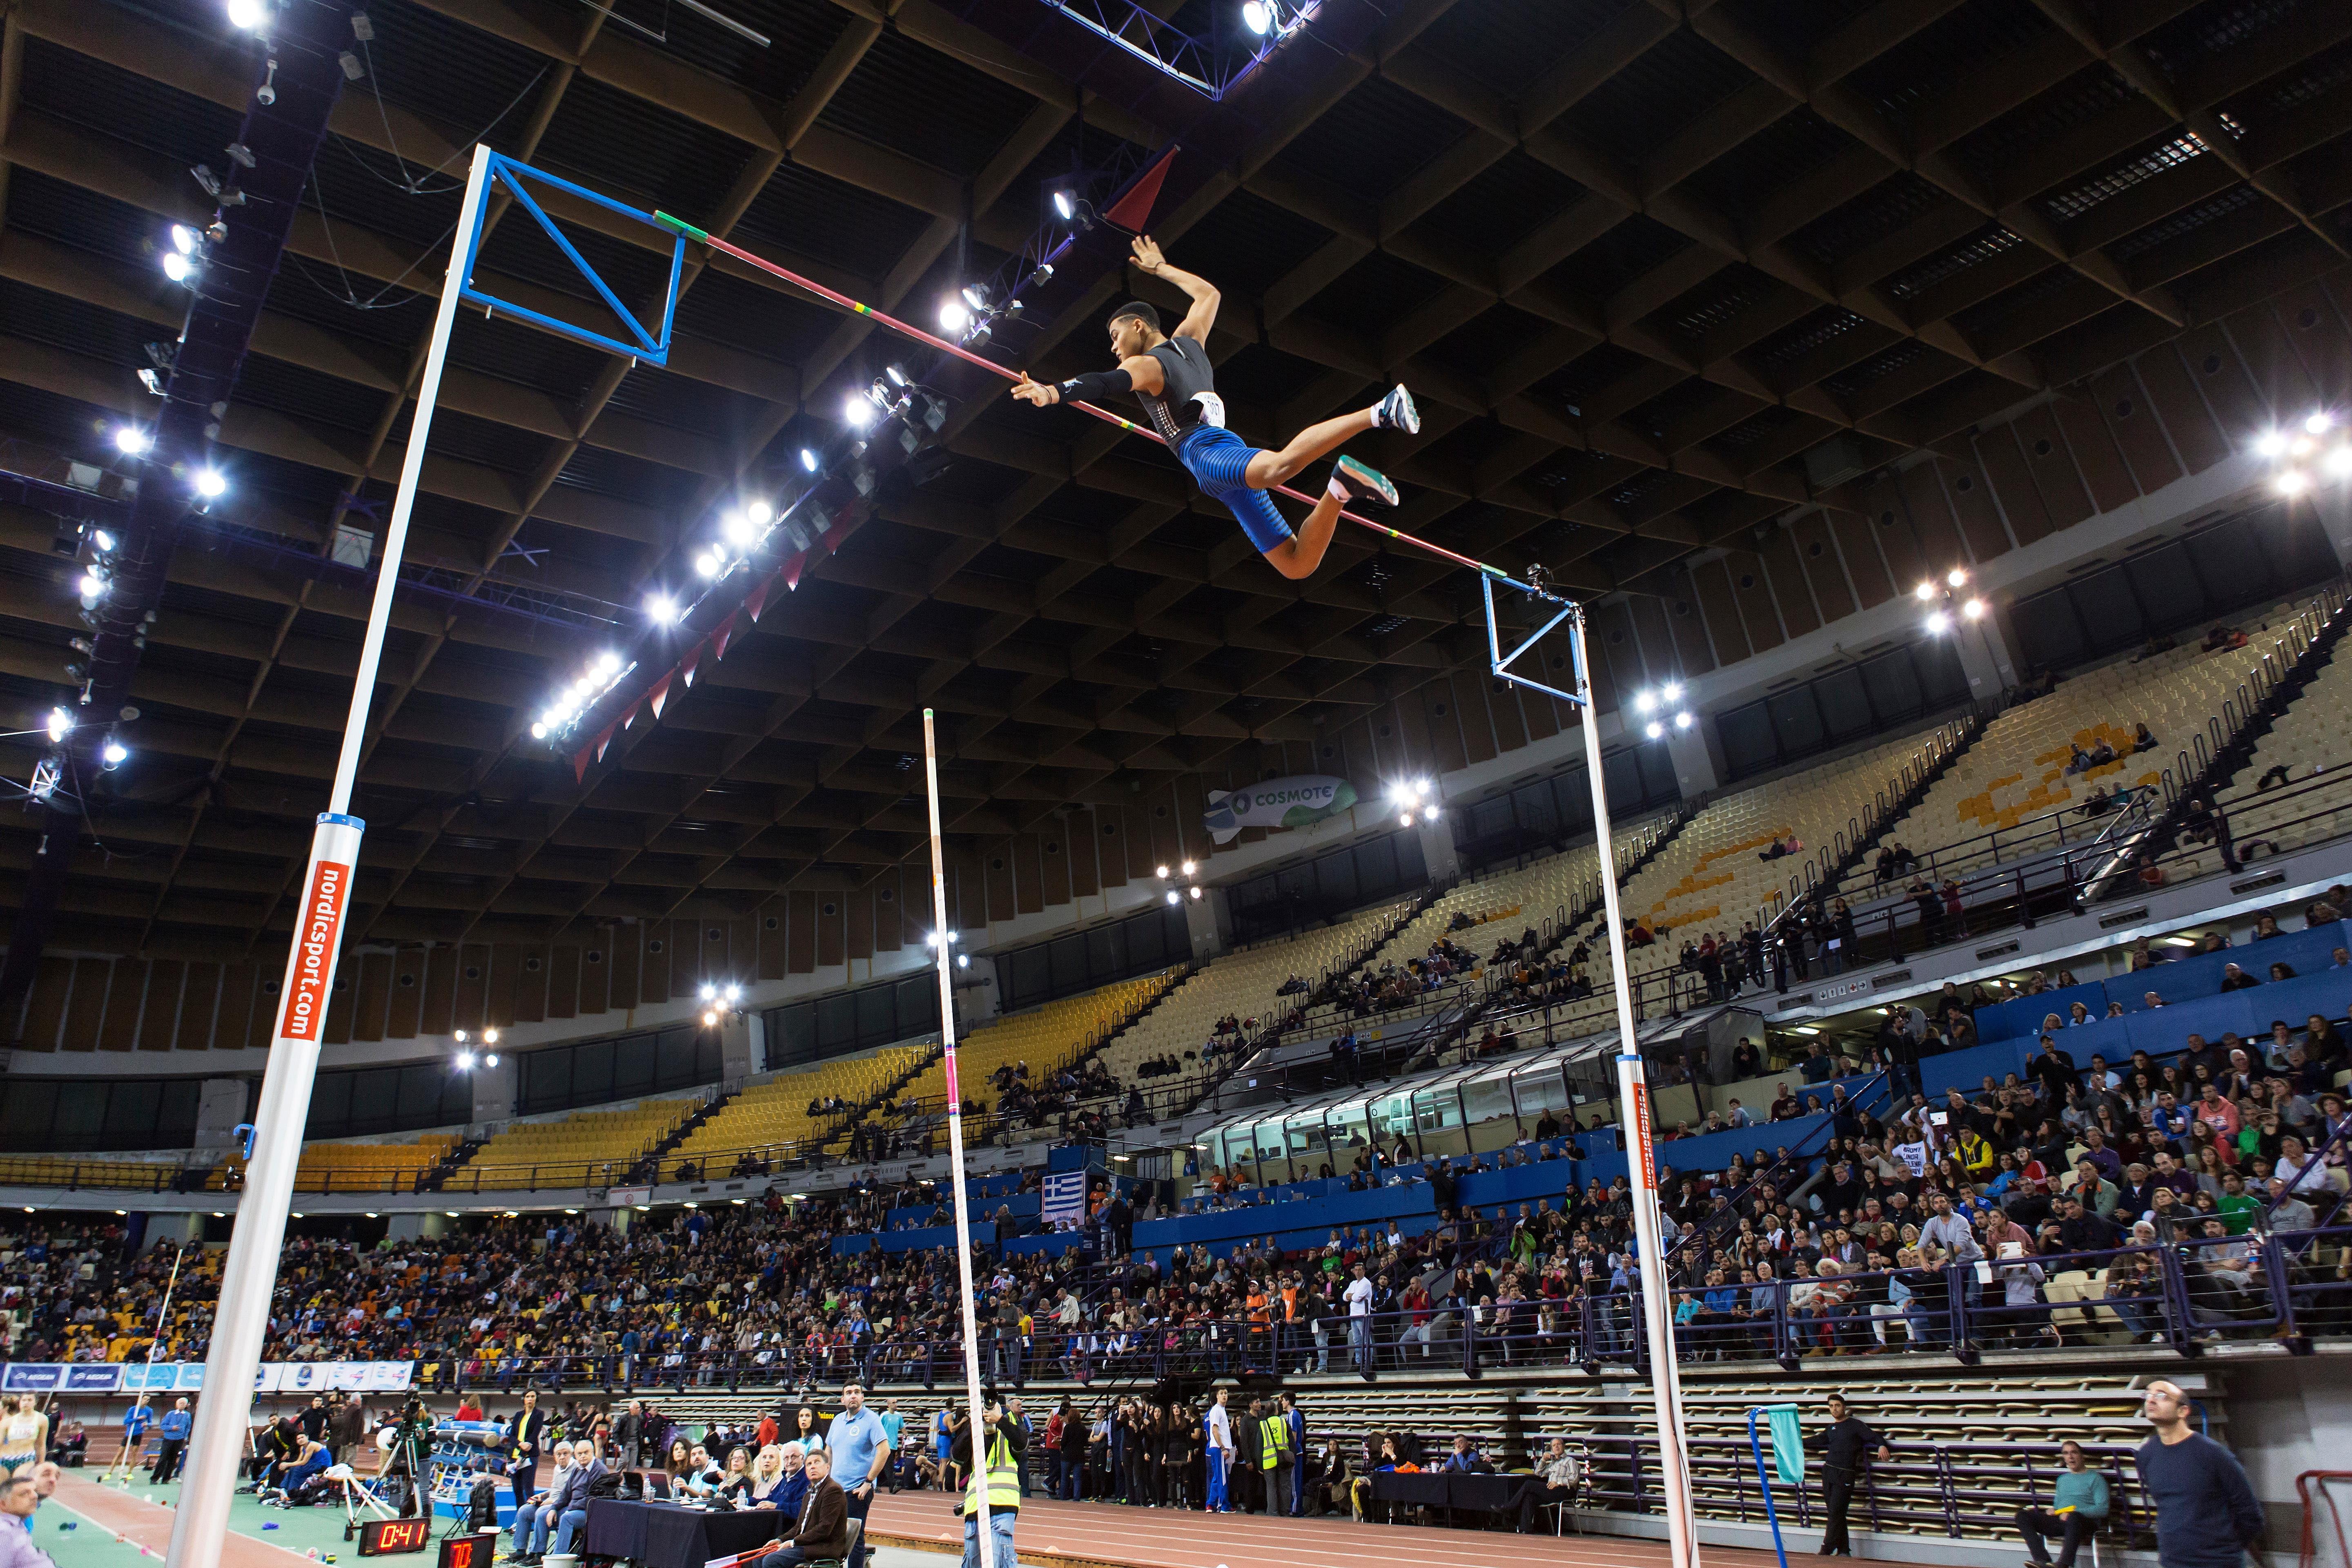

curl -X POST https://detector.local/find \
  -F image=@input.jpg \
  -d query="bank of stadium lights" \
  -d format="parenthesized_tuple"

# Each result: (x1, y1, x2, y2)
(113, 426, 151, 457)
(2260, 410, 2352, 495)
(1156, 861, 1207, 904)
(1633, 683, 1693, 742)
(225, 0, 268, 29)
(699, 980, 744, 1028)
(1241, 0, 1305, 36)
(452, 1027, 499, 1071)
(1386, 777, 1439, 827)
(1917, 566, 1987, 636)
(940, 283, 1021, 348)
(533, 648, 630, 740)
(927, 929, 972, 969)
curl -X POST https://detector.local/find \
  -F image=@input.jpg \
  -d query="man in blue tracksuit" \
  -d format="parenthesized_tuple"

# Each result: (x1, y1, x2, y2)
(110, 1401, 153, 1484)
(152, 1399, 192, 1484)
(1202, 1390, 1232, 1512)
(1280, 1395, 1305, 1517)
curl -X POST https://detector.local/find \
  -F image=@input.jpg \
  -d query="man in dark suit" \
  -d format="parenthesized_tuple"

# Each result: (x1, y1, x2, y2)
(549, 1439, 606, 1559)
(760, 1450, 849, 1566)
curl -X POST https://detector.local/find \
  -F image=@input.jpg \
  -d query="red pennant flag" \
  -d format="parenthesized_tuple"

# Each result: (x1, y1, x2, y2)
(594, 721, 619, 762)
(682, 640, 705, 687)
(745, 578, 771, 623)
(648, 672, 673, 720)
(713, 608, 740, 662)
(572, 745, 592, 782)
(1105, 143, 1178, 233)
(783, 552, 806, 590)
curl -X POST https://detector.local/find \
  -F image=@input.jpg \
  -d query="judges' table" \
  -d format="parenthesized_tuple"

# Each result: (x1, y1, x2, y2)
(1366, 1470, 1539, 1527)
(582, 1499, 788, 1568)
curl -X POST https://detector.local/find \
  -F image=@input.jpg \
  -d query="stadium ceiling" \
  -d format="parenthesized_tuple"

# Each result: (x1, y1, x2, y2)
(0, 0, 2348, 962)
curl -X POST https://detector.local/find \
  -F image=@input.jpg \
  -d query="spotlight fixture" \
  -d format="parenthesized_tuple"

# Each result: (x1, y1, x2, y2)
(956, 952, 970, 969)
(799, 448, 819, 473)
(1181, 860, 1196, 875)
(695, 550, 722, 577)
(484, 1053, 498, 1067)
(746, 499, 773, 526)
(2256, 430, 2290, 459)
(1926, 609, 1952, 633)
(161, 252, 195, 284)
(1165, 889, 1180, 905)
(1660, 681, 1682, 702)
(91, 530, 116, 553)
(193, 469, 227, 499)
(1156, 864, 1171, 878)
(113, 427, 151, 456)
(1645, 721, 1664, 740)
(454, 1050, 475, 1071)
(170, 225, 198, 255)
(1052, 189, 1076, 221)
(1026, 263, 1054, 290)
(2276, 469, 2311, 497)
(2327, 446, 2352, 479)
(939, 299, 971, 334)
(646, 592, 678, 626)
(137, 368, 165, 396)
(2307, 411, 2334, 435)
(101, 738, 128, 768)
(1913, 581, 1936, 601)
(1635, 691, 1657, 714)
(1674, 711, 1693, 731)
(1962, 597, 1987, 621)
(79, 570, 107, 598)
(1241, 0, 1276, 34)
(47, 707, 74, 744)
(226, 0, 268, 28)
(960, 284, 989, 314)
(722, 509, 757, 547)
(845, 392, 877, 428)
(1188, 885, 1203, 901)
(1947, 567, 1967, 587)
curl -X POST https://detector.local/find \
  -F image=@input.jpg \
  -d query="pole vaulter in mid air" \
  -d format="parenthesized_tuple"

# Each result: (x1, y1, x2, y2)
(1010, 234, 1419, 581)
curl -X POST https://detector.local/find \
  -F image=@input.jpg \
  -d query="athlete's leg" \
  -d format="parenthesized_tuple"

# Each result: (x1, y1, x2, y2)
(1265, 490, 1341, 581)
(1243, 384, 1418, 490)
(1243, 408, 1372, 490)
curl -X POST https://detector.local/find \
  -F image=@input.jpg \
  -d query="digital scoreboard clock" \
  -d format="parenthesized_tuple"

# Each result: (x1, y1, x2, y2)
(357, 1518, 432, 1556)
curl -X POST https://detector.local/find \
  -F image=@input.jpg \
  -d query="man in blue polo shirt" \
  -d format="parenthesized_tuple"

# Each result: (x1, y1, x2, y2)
(152, 1399, 192, 1485)
(109, 1401, 154, 1485)
(825, 1383, 891, 1568)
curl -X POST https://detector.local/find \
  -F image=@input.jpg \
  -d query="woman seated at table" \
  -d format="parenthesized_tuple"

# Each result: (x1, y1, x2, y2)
(717, 1446, 755, 1501)
(745, 1446, 791, 1509)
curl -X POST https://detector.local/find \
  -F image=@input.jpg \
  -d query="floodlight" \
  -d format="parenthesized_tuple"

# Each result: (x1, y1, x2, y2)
(114, 426, 151, 457)
(939, 300, 971, 334)
(2277, 469, 2311, 497)
(2305, 411, 2333, 435)
(162, 252, 194, 283)
(2255, 430, 2290, 459)
(1634, 691, 1657, 714)
(47, 708, 74, 743)
(800, 448, 820, 472)
(646, 593, 677, 625)
(1644, 721, 1664, 740)
(194, 469, 227, 498)
(102, 739, 128, 767)
(1914, 581, 1936, 601)
(1926, 609, 1952, 633)
(1052, 190, 1076, 221)
(1661, 681, 1682, 702)
(1947, 567, 1967, 587)
(1242, 0, 1274, 34)
(170, 225, 198, 254)
(1962, 598, 1986, 621)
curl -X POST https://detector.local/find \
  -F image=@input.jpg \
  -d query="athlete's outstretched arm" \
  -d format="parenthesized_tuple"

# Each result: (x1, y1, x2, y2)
(1133, 234, 1218, 345)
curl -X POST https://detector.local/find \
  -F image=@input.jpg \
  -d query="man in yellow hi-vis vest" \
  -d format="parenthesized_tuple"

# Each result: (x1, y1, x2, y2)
(950, 1397, 1023, 1568)
(1256, 1398, 1293, 1519)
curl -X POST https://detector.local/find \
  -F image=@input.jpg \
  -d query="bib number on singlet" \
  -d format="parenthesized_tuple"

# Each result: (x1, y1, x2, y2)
(1192, 392, 1226, 428)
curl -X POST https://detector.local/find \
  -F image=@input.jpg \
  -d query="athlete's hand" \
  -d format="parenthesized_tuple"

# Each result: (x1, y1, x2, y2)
(1130, 234, 1165, 274)
(1009, 373, 1058, 407)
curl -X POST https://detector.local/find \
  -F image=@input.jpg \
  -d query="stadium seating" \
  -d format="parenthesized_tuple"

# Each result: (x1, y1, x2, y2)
(667, 1042, 937, 1168)
(0, 1156, 193, 1192)
(1091, 900, 1413, 1088)
(2214, 637, 2352, 858)
(284, 1133, 459, 1194)
(1878, 633, 2299, 882)
(445, 1097, 695, 1188)
(886, 971, 1181, 1119)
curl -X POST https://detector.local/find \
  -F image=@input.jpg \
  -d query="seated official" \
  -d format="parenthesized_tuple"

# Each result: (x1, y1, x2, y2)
(1517, 1438, 1581, 1533)
(2014, 1441, 2108, 1568)
(758, 1449, 848, 1567)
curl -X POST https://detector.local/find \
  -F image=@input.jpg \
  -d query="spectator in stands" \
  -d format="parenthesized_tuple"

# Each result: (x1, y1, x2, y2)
(2013, 1439, 2109, 1567)
(2135, 1380, 2261, 1568)
(2218, 963, 2260, 993)
(2133, 723, 2158, 752)
(2201, 625, 2248, 653)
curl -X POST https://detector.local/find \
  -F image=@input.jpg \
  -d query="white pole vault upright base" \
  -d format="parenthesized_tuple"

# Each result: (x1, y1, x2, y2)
(166, 144, 499, 1568)
(1567, 608, 1699, 1568)
(920, 708, 994, 1568)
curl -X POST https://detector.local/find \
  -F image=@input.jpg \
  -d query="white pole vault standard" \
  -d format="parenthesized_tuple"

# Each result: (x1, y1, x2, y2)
(166, 143, 498, 1568)
(920, 708, 994, 1568)
(1571, 607, 1698, 1568)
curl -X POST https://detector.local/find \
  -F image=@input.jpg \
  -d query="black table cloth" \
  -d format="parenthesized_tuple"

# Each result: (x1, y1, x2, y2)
(582, 1499, 788, 1567)
(1366, 1470, 1539, 1522)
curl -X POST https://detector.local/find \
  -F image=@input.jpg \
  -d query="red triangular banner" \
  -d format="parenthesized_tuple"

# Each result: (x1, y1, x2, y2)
(783, 552, 806, 590)
(745, 578, 771, 623)
(648, 672, 673, 719)
(713, 609, 739, 662)
(572, 744, 592, 782)
(682, 641, 705, 687)
(594, 721, 619, 762)
(1105, 143, 1179, 233)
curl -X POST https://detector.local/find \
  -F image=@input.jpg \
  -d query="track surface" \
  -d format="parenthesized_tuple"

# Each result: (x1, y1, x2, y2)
(861, 1492, 1827, 1568)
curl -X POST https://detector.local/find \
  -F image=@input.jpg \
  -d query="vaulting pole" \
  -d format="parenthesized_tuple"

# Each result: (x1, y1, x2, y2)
(166, 143, 499, 1568)
(921, 707, 994, 1568)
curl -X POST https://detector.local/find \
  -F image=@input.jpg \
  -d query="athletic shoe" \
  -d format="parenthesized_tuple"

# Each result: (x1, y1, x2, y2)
(1331, 455, 1399, 507)
(1372, 383, 1419, 434)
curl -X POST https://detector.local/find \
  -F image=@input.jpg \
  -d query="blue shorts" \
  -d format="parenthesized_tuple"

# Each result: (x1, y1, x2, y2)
(1176, 424, 1292, 553)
